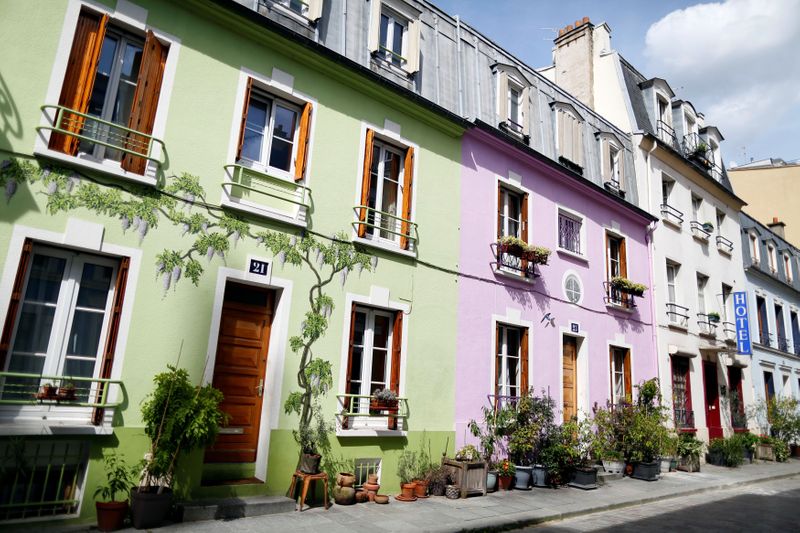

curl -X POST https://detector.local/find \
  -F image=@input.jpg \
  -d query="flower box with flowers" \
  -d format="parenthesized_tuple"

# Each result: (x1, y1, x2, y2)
(498, 236, 551, 265)
(369, 388, 399, 413)
(610, 277, 648, 297)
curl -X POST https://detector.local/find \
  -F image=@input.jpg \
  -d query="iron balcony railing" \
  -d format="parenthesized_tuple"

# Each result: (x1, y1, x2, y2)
(794, 342, 800, 356)
(558, 156, 583, 176)
(603, 282, 636, 309)
(603, 178, 625, 198)
(682, 132, 712, 166)
(376, 46, 407, 67)
(716, 235, 734, 254)
(656, 120, 680, 151)
(674, 407, 695, 430)
(266, 0, 310, 16)
(689, 221, 712, 240)
(0, 372, 123, 408)
(758, 329, 773, 347)
(37, 104, 166, 170)
(222, 164, 311, 212)
(666, 302, 690, 328)
(498, 120, 531, 145)
(696, 313, 719, 336)
(776, 334, 790, 353)
(336, 394, 409, 431)
(558, 214, 582, 254)
(0, 440, 88, 521)
(722, 321, 737, 342)
(352, 206, 418, 249)
(487, 394, 522, 413)
(496, 248, 539, 279)
(660, 203, 684, 226)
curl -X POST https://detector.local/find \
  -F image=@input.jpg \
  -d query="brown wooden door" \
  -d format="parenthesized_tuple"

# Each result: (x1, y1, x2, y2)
(703, 360, 723, 440)
(205, 282, 275, 463)
(562, 336, 578, 422)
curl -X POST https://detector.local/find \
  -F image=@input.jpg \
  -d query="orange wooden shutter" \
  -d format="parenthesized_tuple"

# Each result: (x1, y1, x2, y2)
(121, 30, 167, 175)
(342, 304, 358, 429)
(520, 327, 529, 394)
(236, 77, 254, 162)
(49, 12, 109, 155)
(92, 256, 129, 425)
(619, 237, 628, 278)
(520, 192, 529, 270)
(0, 239, 33, 371)
(358, 130, 375, 238)
(294, 102, 312, 181)
(623, 349, 632, 401)
(400, 146, 415, 250)
(389, 310, 403, 430)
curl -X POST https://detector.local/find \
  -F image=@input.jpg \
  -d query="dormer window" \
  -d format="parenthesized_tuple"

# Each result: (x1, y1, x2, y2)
(553, 103, 583, 169)
(508, 84, 523, 131)
(269, 0, 324, 21)
(767, 243, 778, 273)
(685, 113, 697, 136)
(368, 0, 421, 75)
(598, 133, 625, 193)
(784, 253, 794, 283)
(495, 66, 529, 141)
(750, 232, 760, 264)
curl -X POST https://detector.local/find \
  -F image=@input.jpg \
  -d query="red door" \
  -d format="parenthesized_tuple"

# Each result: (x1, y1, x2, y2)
(703, 361, 722, 439)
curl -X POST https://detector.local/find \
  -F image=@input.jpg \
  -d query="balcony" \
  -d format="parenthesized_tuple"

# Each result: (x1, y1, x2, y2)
(352, 206, 418, 254)
(496, 248, 540, 279)
(37, 104, 166, 173)
(222, 164, 311, 225)
(682, 133, 713, 168)
(603, 178, 625, 199)
(722, 321, 737, 343)
(657, 120, 680, 151)
(498, 120, 531, 145)
(666, 302, 690, 328)
(488, 394, 522, 413)
(660, 203, 684, 228)
(336, 394, 409, 432)
(716, 235, 734, 255)
(696, 313, 718, 337)
(776, 334, 790, 353)
(558, 156, 583, 175)
(689, 221, 712, 242)
(603, 282, 636, 309)
(674, 407, 695, 431)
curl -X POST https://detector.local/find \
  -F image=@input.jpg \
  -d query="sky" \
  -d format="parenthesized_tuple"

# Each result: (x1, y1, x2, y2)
(432, 0, 800, 166)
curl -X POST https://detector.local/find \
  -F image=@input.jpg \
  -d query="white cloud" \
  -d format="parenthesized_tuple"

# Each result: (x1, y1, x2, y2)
(643, 0, 800, 158)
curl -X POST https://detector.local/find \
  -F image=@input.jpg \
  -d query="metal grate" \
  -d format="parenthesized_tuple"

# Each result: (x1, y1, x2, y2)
(558, 213, 582, 254)
(0, 439, 88, 521)
(352, 458, 380, 489)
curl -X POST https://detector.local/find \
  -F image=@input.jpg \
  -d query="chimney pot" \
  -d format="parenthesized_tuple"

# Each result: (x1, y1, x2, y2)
(559, 28, 565, 36)
(566, 24, 573, 32)
(575, 20, 581, 28)
(773, 217, 779, 223)
(582, 16, 590, 24)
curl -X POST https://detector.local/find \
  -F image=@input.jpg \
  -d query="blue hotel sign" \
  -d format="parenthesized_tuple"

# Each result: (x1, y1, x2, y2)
(733, 291, 752, 355)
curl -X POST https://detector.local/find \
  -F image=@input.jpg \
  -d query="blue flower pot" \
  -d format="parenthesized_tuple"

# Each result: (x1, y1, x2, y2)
(514, 465, 532, 490)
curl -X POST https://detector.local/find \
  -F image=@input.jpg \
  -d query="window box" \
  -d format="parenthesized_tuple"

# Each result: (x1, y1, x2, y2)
(610, 276, 647, 297)
(603, 282, 636, 309)
(696, 314, 718, 337)
(716, 235, 733, 255)
(660, 204, 684, 228)
(558, 156, 583, 175)
(690, 221, 711, 242)
(666, 302, 690, 329)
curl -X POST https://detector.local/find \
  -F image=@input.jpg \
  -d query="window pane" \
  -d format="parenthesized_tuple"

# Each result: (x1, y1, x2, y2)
(373, 315, 390, 350)
(242, 100, 269, 162)
(12, 304, 57, 353)
(392, 21, 404, 65)
(379, 14, 389, 48)
(349, 347, 363, 393)
(63, 358, 96, 380)
(25, 255, 66, 303)
(507, 353, 519, 389)
(268, 138, 292, 172)
(110, 42, 143, 126)
(76, 263, 114, 309)
(65, 310, 105, 358)
(272, 105, 296, 142)
(86, 36, 118, 118)
(370, 349, 387, 389)
(2, 355, 45, 400)
(353, 311, 366, 347)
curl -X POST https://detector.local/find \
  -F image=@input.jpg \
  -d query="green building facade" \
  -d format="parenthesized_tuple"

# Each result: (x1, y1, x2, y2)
(0, 0, 464, 525)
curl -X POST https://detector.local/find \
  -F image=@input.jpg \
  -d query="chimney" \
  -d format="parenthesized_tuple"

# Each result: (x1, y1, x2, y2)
(768, 217, 786, 239)
(552, 17, 595, 109)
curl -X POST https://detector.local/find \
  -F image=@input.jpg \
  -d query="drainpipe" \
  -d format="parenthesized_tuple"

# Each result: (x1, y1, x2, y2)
(456, 15, 464, 116)
(643, 136, 661, 386)
(341, 0, 347, 57)
(434, 14, 441, 104)
(473, 34, 481, 119)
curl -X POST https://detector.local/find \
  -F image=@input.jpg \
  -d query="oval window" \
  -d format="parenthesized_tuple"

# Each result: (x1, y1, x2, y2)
(565, 274, 582, 304)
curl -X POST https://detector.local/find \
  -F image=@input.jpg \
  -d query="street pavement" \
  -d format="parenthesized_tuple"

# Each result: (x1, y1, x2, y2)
(519, 475, 800, 532)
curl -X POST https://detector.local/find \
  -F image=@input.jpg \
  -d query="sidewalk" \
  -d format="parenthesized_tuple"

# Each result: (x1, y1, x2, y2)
(148, 460, 800, 532)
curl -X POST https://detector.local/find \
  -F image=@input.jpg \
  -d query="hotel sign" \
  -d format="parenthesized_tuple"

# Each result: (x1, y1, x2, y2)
(733, 291, 752, 355)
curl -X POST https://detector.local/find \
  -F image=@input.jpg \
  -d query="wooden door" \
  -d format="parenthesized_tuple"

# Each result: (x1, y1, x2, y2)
(703, 360, 722, 439)
(562, 337, 578, 422)
(205, 282, 275, 463)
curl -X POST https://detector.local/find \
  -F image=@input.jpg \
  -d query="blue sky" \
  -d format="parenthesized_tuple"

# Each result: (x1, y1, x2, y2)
(433, 0, 800, 166)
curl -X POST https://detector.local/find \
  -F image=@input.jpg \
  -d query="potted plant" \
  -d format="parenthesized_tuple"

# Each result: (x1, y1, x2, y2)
(469, 403, 512, 491)
(702, 222, 714, 233)
(94, 454, 136, 532)
(498, 235, 528, 257)
(706, 311, 721, 323)
(592, 402, 626, 475)
(564, 418, 598, 490)
(676, 434, 703, 472)
(132, 365, 226, 529)
(370, 387, 399, 411)
(610, 276, 648, 297)
(496, 459, 515, 490)
(508, 395, 539, 490)
(706, 438, 726, 466)
(738, 432, 759, 463)
(426, 464, 449, 496)
(57, 382, 78, 401)
(757, 435, 776, 461)
(397, 450, 418, 501)
(525, 245, 551, 265)
(35, 382, 58, 400)
(660, 433, 678, 473)
(627, 379, 668, 481)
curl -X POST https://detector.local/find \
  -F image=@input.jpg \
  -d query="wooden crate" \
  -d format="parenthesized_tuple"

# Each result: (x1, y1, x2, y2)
(441, 458, 486, 498)
(756, 443, 775, 461)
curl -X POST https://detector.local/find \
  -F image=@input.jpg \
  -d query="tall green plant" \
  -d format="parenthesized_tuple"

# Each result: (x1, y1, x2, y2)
(140, 365, 226, 491)
(94, 454, 137, 502)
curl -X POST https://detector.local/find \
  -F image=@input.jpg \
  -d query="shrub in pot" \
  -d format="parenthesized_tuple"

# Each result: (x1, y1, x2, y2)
(469, 401, 514, 491)
(592, 402, 626, 474)
(426, 465, 449, 496)
(625, 379, 669, 481)
(563, 418, 598, 490)
(133, 365, 226, 529)
(496, 459, 515, 490)
(397, 450, 418, 500)
(676, 434, 703, 472)
(94, 454, 136, 532)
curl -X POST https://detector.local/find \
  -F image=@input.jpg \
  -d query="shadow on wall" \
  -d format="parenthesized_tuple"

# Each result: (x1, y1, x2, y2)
(0, 71, 23, 151)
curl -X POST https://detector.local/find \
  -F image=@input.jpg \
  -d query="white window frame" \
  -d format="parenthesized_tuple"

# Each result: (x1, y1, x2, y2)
(365, 138, 406, 247)
(768, 243, 778, 273)
(666, 261, 679, 305)
(349, 306, 395, 406)
(691, 194, 702, 222)
(498, 185, 523, 240)
(238, 88, 302, 180)
(750, 232, 761, 264)
(496, 324, 524, 399)
(657, 94, 671, 127)
(610, 347, 628, 405)
(368, 0, 421, 74)
(557, 207, 585, 257)
(696, 273, 708, 315)
(563, 271, 583, 305)
(784, 253, 794, 283)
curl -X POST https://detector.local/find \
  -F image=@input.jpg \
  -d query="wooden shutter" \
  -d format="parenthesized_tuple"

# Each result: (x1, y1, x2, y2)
(497, 186, 504, 239)
(404, 20, 421, 73)
(520, 192, 529, 270)
(601, 141, 611, 180)
(121, 30, 167, 175)
(618, 149, 625, 188)
(92, 256, 129, 425)
(236, 77, 254, 161)
(342, 304, 358, 429)
(574, 117, 583, 166)
(498, 73, 509, 124)
(494, 325, 501, 403)
(368, 0, 381, 52)
(520, 327, 529, 394)
(623, 349, 632, 401)
(294, 102, 313, 181)
(389, 310, 403, 430)
(49, 11, 109, 155)
(400, 146, 415, 250)
(358, 129, 375, 238)
(0, 239, 33, 371)
(619, 237, 628, 277)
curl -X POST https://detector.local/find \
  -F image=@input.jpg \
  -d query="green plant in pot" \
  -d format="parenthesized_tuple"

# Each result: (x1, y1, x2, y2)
(676, 434, 704, 472)
(94, 454, 136, 532)
(469, 402, 514, 492)
(626, 379, 669, 481)
(564, 417, 599, 490)
(592, 401, 626, 475)
(134, 365, 226, 529)
(397, 450, 418, 500)
(706, 311, 721, 323)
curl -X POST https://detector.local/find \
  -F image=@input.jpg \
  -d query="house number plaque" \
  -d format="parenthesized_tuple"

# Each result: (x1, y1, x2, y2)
(249, 259, 270, 276)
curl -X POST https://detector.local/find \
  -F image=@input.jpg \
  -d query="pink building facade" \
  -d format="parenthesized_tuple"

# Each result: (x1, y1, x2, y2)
(455, 126, 659, 445)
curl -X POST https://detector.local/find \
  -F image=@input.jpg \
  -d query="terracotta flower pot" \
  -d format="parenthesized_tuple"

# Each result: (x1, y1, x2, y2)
(412, 479, 428, 497)
(96, 500, 128, 532)
(497, 474, 513, 490)
(367, 473, 379, 485)
(400, 482, 417, 499)
(336, 472, 355, 488)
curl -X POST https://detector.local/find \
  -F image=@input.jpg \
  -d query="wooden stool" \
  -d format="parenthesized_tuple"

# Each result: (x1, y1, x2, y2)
(289, 470, 329, 512)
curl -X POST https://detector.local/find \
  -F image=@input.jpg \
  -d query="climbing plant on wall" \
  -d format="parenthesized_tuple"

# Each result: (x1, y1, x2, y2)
(1, 154, 376, 465)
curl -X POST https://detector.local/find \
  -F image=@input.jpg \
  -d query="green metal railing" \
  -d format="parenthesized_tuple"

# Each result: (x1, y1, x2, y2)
(37, 104, 166, 169)
(0, 440, 87, 521)
(352, 206, 418, 246)
(378, 46, 408, 64)
(336, 393, 409, 430)
(0, 372, 124, 408)
(222, 164, 311, 212)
